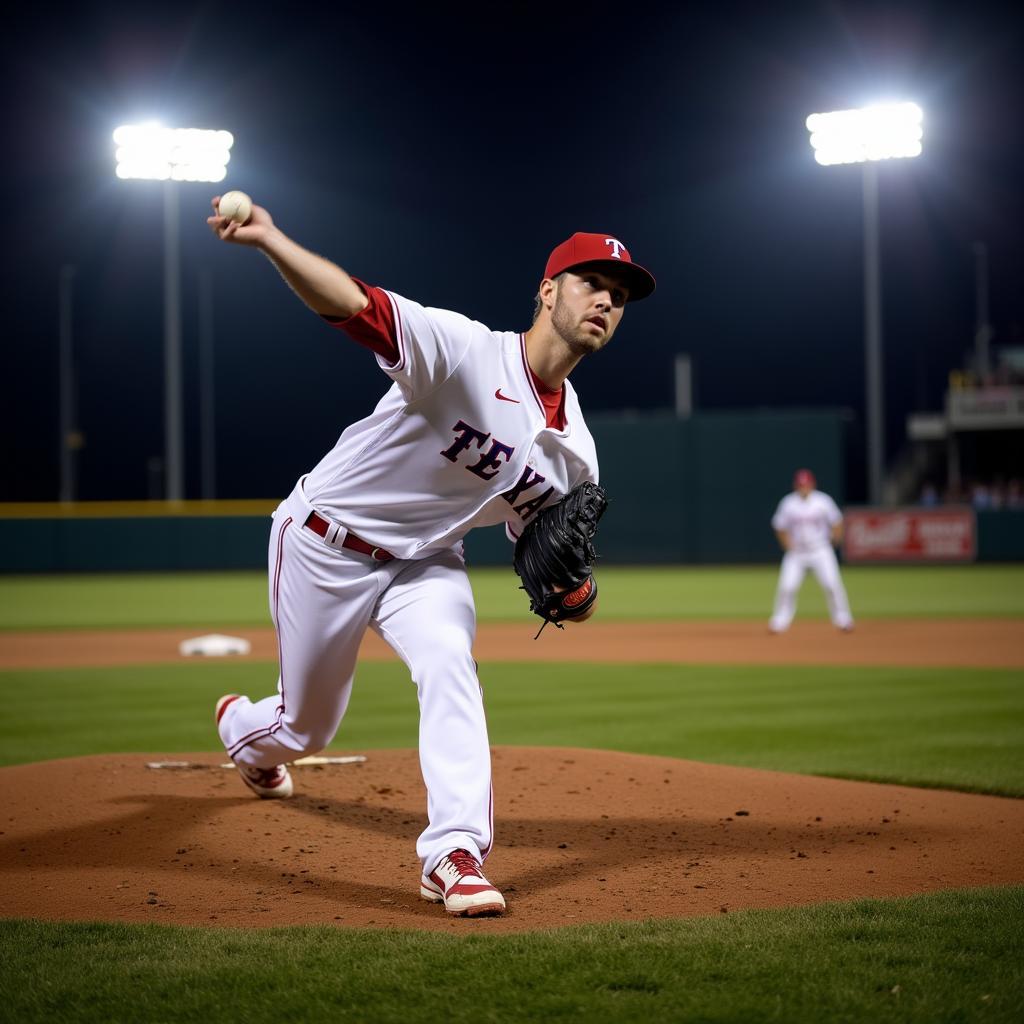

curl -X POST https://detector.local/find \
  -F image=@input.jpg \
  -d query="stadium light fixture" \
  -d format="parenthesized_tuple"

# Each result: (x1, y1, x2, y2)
(113, 123, 234, 501)
(806, 103, 924, 505)
(113, 123, 234, 181)
(806, 103, 923, 166)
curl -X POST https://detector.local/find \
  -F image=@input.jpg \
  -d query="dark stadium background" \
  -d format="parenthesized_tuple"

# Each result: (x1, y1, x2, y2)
(2, 1, 1020, 502)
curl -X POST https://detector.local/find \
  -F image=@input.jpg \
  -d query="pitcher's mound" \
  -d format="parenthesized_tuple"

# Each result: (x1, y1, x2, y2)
(1, 747, 1021, 933)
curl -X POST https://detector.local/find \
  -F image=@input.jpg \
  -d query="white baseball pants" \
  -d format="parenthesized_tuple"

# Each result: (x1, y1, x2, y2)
(217, 483, 494, 876)
(769, 546, 854, 632)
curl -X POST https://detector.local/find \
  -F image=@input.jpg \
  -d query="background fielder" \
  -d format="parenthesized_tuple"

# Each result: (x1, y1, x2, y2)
(769, 468, 854, 633)
(207, 198, 655, 917)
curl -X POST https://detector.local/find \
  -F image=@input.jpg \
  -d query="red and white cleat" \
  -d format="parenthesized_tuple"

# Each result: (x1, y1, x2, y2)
(420, 849, 506, 916)
(214, 693, 293, 799)
(235, 762, 293, 799)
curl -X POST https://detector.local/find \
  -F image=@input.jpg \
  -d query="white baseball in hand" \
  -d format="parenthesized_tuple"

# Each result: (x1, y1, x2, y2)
(218, 190, 252, 225)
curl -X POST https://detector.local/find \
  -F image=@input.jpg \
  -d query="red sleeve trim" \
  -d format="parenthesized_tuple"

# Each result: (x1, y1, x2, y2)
(322, 279, 400, 364)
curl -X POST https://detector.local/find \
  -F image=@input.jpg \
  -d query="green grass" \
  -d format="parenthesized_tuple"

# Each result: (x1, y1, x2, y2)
(0, 572, 271, 630)
(1, 564, 1023, 630)
(2, 566, 1022, 1023)
(2, 887, 1022, 1023)
(2, 660, 1022, 795)
(474, 564, 1024, 622)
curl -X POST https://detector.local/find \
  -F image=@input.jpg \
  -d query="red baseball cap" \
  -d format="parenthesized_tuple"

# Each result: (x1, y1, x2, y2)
(794, 469, 816, 488)
(544, 232, 656, 302)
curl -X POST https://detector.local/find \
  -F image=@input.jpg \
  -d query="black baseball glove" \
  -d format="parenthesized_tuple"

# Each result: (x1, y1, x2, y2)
(513, 481, 608, 636)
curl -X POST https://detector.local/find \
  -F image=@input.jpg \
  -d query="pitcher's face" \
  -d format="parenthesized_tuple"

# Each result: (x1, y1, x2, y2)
(549, 270, 628, 355)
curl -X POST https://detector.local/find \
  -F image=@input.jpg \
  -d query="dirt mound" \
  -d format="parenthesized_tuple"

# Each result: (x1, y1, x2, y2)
(2, 747, 1022, 933)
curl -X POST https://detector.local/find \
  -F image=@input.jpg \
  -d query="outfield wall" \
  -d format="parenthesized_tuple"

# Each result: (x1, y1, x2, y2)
(3, 410, 1021, 571)
(467, 409, 849, 565)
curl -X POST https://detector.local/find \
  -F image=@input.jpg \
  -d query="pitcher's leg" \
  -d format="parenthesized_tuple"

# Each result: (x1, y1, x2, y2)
(218, 510, 381, 769)
(769, 552, 805, 632)
(810, 548, 854, 629)
(372, 549, 493, 875)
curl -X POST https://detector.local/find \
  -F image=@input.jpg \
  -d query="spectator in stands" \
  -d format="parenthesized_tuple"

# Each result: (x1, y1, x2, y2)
(920, 482, 940, 506)
(970, 482, 993, 510)
(990, 478, 1008, 509)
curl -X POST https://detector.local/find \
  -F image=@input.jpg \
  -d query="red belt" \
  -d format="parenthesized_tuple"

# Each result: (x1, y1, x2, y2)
(304, 511, 395, 561)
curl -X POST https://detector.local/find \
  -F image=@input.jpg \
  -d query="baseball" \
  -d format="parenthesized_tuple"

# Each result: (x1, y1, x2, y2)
(218, 190, 252, 225)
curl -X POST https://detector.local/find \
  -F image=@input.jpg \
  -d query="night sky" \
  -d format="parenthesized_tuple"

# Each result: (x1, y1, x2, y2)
(4, 1, 1021, 502)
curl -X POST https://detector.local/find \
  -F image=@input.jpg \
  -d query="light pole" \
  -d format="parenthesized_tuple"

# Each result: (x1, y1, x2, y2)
(113, 123, 234, 501)
(805, 102, 923, 505)
(972, 241, 993, 381)
(58, 264, 78, 502)
(198, 269, 216, 500)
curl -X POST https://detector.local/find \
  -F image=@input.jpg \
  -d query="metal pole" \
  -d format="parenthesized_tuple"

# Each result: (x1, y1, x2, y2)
(972, 241, 992, 381)
(862, 162, 884, 505)
(163, 181, 184, 501)
(198, 269, 216, 500)
(674, 354, 692, 419)
(947, 433, 961, 501)
(58, 264, 77, 502)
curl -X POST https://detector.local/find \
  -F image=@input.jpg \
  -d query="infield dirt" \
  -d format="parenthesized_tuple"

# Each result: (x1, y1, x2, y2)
(3, 748, 1023, 934)
(2, 617, 1023, 669)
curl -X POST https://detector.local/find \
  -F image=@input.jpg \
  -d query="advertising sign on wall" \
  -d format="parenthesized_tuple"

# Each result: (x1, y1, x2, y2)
(843, 507, 976, 563)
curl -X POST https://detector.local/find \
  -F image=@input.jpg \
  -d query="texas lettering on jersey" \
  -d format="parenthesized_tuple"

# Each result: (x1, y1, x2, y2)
(304, 285, 598, 559)
(440, 419, 555, 520)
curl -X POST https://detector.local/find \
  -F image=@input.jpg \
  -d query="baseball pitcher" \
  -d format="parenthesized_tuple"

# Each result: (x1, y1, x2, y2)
(207, 199, 655, 916)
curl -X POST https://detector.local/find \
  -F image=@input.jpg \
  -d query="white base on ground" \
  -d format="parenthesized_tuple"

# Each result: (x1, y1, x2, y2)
(178, 634, 252, 657)
(145, 755, 368, 770)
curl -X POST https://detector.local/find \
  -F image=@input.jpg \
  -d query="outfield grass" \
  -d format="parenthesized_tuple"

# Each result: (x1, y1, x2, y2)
(1, 564, 1022, 630)
(473, 564, 1024, 622)
(2, 887, 1022, 1023)
(2, 659, 1022, 795)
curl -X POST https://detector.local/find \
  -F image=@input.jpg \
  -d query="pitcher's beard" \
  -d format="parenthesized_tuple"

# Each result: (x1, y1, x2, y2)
(551, 295, 605, 357)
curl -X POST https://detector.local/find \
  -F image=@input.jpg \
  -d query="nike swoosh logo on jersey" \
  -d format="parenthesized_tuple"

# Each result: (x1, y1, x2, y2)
(495, 388, 520, 403)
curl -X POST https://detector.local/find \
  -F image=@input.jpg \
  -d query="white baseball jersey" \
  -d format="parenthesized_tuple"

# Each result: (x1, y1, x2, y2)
(771, 490, 843, 552)
(302, 286, 599, 557)
(218, 280, 604, 878)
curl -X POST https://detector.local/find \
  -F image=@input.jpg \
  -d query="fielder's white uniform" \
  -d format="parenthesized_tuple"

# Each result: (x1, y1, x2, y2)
(217, 282, 597, 876)
(769, 489, 854, 632)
